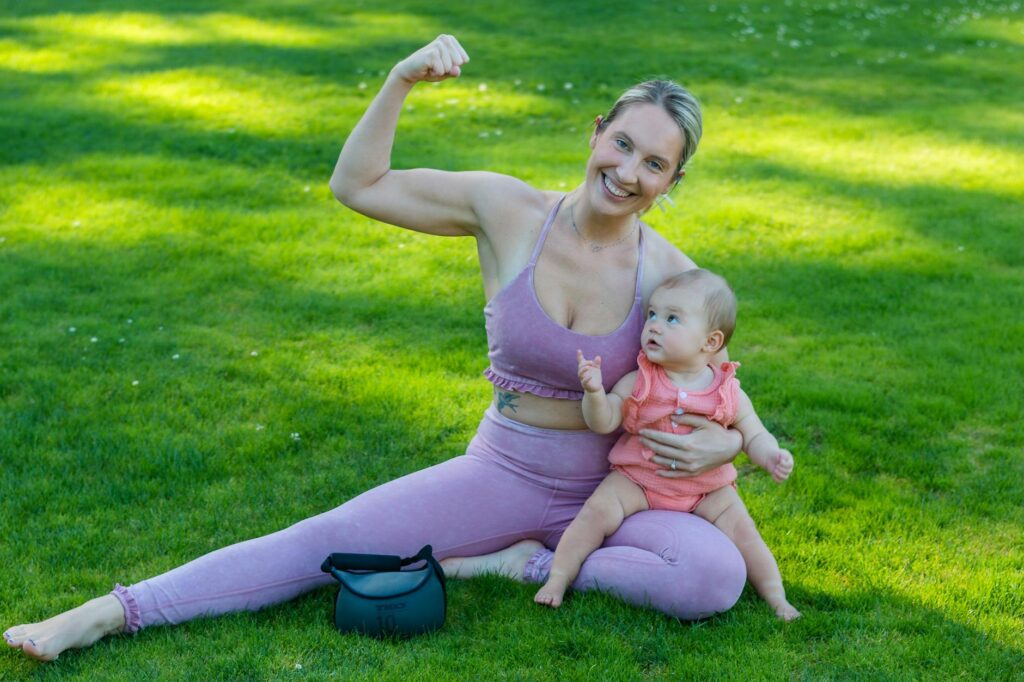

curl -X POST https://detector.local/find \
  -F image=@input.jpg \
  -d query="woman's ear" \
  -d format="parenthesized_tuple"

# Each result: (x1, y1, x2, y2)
(703, 330, 725, 353)
(590, 115, 603, 149)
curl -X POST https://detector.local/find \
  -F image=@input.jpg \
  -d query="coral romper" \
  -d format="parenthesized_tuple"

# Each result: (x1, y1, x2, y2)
(609, 352, 741, 512)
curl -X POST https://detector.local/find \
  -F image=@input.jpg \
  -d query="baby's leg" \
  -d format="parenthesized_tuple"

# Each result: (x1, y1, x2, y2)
(535, 471, 648, 608)
(693, 487, 800, 621)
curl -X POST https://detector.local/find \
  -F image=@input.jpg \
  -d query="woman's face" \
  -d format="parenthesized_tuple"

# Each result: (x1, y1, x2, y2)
(585, 103, 684, 216)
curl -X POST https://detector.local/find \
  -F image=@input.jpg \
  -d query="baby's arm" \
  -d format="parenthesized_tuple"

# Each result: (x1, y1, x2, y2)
(577, 350, 635, 434)
(732, 389, 794, 483)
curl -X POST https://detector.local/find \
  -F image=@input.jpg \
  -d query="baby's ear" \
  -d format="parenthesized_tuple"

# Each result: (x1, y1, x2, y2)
(703, 330, 725, 353)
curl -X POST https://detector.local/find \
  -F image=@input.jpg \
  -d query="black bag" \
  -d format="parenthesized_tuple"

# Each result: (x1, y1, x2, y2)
(320, 544, 446, 638)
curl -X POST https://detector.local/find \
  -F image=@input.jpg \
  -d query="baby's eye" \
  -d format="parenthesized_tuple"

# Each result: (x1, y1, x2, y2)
(647, 310, 657, 320)
(667, 314, 679, 324)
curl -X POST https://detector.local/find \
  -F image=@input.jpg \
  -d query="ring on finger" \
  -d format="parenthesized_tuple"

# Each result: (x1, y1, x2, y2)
(670, 460, 677, 471)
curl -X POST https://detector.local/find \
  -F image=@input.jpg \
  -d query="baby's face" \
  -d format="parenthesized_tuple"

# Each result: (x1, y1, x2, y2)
(641, 285, 715, 366)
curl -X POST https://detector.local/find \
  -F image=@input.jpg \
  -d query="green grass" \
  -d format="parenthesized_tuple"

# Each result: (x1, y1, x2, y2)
(1, 0, 1022, 678)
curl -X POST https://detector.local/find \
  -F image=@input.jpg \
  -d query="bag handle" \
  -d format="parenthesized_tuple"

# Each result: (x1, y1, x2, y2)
(320, 545, 437, 574)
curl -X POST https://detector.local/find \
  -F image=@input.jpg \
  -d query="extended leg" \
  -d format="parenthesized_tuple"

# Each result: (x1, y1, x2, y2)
(534, 472, 648, 608)
(4, 452, 555, 661)
(693, 486, 800, 621)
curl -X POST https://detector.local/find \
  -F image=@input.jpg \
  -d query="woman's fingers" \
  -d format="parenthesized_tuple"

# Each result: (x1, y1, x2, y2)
(399, 35, 468, 84)
(442, 34, 470, 65)
(670, 413, 710, 428)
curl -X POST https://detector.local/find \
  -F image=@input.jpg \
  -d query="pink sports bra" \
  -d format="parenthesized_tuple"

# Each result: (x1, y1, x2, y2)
(483, 195, 646, 400)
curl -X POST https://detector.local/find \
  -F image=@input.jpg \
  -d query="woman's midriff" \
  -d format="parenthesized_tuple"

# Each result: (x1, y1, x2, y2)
(490, 386, 590, 430)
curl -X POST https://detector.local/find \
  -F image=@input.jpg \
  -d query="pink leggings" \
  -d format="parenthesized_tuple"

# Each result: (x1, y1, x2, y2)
(111, 407, 745, 631)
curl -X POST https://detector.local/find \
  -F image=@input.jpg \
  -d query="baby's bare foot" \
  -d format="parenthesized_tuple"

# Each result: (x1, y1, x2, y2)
(533, 572, 571, 608)
(774, 601, 802, 622)
(4, 595, 125, 662)
(441, 540, 545, 582)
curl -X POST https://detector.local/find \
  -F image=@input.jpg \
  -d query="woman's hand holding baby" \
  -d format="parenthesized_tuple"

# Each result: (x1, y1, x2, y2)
(576, 350, 604, 394)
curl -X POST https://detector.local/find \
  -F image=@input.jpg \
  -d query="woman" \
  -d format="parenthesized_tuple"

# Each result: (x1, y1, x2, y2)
(5, 35, 745, 663)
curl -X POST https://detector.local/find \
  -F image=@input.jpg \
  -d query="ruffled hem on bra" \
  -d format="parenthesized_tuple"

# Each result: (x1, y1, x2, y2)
(483, 368, 584, 401)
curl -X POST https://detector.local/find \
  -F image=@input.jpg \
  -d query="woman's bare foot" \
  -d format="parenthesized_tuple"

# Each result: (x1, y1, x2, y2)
(774, 601, 802, 622)
(4, 595, 125, 662)
(533, 571, 571, 608)
(441, 540, 545, 582)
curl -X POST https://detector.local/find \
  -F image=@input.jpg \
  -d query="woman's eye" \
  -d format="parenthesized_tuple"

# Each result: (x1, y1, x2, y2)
(648, 160, 664, 172)
(615, 138, 629, 150)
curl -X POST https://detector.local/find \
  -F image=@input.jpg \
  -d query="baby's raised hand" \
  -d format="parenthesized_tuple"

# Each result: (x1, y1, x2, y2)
(770, 449, 794, 483)
(576, 350, 604, 394)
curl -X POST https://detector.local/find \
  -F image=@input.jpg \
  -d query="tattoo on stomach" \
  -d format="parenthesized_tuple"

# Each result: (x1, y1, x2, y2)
(497, 392, 519, 414)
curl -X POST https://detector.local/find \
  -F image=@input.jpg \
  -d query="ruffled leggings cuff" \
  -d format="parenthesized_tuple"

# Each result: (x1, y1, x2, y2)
(111, 583, 141, 634)
(522, 548, 553, 584)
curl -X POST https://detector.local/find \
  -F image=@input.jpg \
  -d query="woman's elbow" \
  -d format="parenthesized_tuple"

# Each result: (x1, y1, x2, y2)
(329, 174, 355, 206)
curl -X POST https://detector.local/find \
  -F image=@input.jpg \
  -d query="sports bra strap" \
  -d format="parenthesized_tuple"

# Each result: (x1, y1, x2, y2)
(528, 195, 566, 266)
(635, 225, 646, 299)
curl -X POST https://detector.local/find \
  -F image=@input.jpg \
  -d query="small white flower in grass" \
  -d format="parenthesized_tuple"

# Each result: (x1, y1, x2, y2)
(251, 350, 258, 357)
(358, 82, 367, 90)
(132, 380, 139, 386)
(398, 243, 405, 249)
(159, 326, 164, 331)
(478, 83, 487, 92)
(514, 79, 522, 86)
(119, 338, 125, 343)
(495, 129, 502, 136)
(569, 126, 577, 132)
(479, 131, 490, 138)
(291, 433, 301, 441)
(0, 237, 6, 243)
(172, 354, 180, 360)
(226, 128, 236, 134)
(563, 82, 573, 90)
(536, 83, 545, 91)
(127, 319, 133, 324)
(303, 186, 310, 193)
(91, 337, 98, 343)
(256, 424, 265, 431)
(72, 220, 81, 228)
(735, 96, 744, 104)
(69, 327, 76, 333)
(437, 112, 446, 118)
(957, 245, 964, 252)
(294, 663, 303, 670)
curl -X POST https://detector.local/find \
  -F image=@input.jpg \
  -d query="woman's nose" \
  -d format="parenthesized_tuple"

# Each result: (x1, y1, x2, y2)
(617, 156, 639, 184)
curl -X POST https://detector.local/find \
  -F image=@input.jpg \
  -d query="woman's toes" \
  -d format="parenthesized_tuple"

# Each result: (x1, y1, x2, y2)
(21, 637, 59, 662)
(4, 627, 26, 646)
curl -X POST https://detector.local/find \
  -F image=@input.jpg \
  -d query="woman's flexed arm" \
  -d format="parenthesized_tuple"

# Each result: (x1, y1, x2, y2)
(330, 35, 514, 237)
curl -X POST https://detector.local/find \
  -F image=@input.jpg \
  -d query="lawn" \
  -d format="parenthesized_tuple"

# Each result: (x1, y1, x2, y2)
(1, 0, 1022, 679)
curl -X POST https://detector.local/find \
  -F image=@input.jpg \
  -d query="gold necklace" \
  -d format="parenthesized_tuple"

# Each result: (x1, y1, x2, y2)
(570, 200, 639, 253)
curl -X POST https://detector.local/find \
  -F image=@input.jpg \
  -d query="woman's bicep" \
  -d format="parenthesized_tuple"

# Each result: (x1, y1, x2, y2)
(333, 168, 523, 238)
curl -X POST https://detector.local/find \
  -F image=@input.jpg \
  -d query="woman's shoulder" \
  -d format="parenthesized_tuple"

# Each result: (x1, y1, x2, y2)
(640, 223, 699, 298)
(476, 181, 562, 249)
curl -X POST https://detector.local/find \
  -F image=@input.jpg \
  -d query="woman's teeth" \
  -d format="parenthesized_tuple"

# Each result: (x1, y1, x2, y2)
(603, 174, 631, 198)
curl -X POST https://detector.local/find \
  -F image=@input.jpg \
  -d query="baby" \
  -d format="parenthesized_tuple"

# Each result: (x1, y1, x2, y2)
(534, 268, 800, 620)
